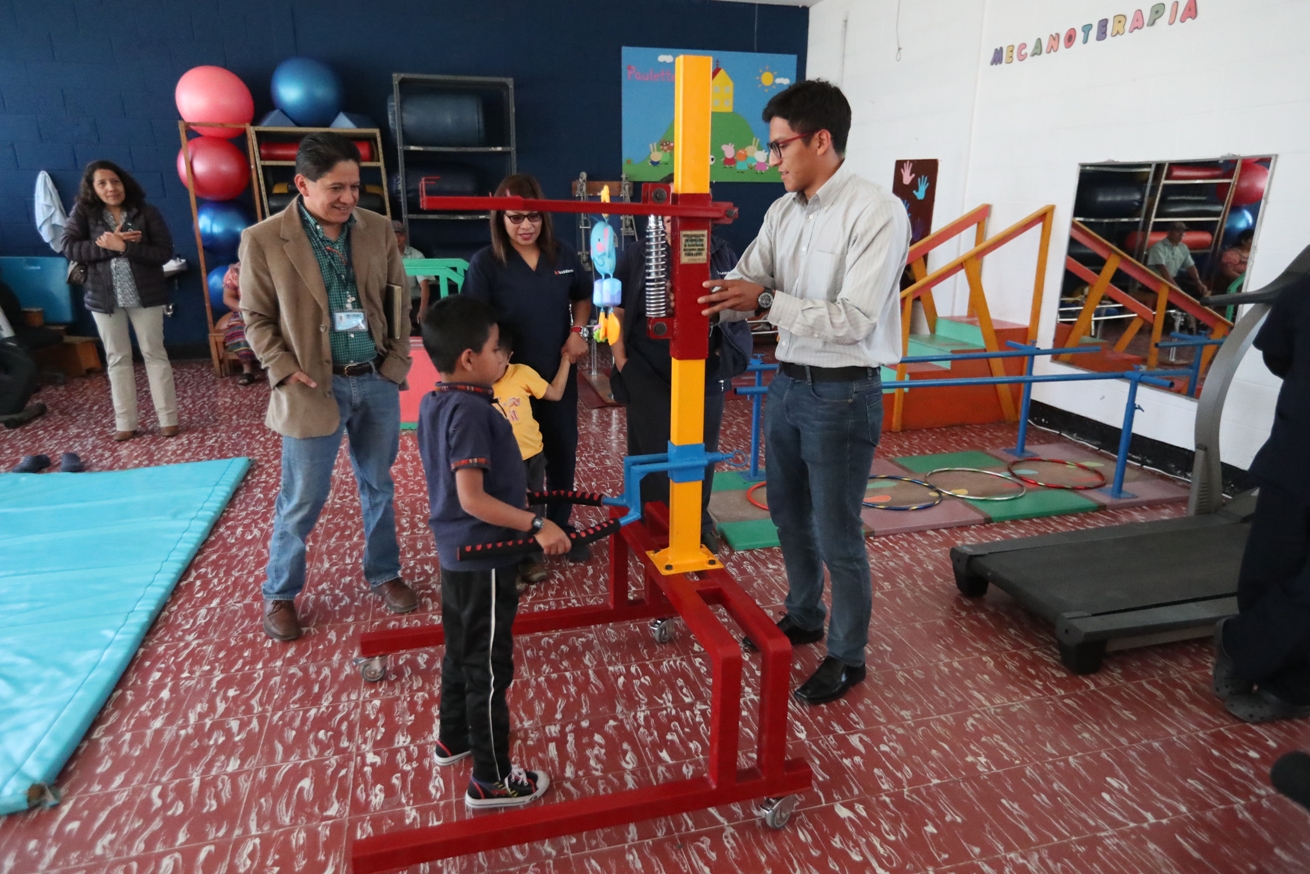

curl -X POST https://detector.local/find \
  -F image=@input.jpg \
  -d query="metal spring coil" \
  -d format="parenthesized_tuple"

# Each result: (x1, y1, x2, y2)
(644, 216, 669, 317)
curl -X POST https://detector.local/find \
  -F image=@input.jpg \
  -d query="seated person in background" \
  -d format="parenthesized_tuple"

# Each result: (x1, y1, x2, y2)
(1218, 230, 1255, 293)
(394, 220, 433, 333)
(1147, 222, 1209, 297)
(1214, 268, 1310, 723)
(608, 218, 751, 551)
(0, 308, 43, 427)
(217, 262, 260, 385)
(492, 325, 573, 588)
(417, 294, 567, 808)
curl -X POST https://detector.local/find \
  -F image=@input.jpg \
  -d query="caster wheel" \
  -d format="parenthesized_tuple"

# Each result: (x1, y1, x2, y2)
(756, 795, 797, 829)
(355, 656, 387, 683)
(649, 618, 677, 645)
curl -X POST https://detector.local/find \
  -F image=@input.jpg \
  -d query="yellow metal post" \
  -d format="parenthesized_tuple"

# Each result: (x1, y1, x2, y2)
(651, 54, 718, 575)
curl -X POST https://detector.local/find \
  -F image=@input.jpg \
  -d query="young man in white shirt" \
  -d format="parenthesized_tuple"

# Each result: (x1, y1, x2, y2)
(700, 79, 910, 704)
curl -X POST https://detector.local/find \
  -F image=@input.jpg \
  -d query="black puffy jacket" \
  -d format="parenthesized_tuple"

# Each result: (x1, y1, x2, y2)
(63, 202, 173, 313)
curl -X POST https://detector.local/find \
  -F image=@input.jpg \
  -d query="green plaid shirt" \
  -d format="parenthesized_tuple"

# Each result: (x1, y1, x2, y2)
(298, 201, 377, 365)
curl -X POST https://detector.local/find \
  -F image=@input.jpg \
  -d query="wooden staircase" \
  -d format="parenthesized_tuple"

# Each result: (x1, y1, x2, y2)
(889, 203, 1057, 431)
(885, 315, 1027, 429)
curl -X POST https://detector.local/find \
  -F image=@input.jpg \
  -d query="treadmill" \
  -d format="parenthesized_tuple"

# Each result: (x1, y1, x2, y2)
(950, 247, 1310, 673)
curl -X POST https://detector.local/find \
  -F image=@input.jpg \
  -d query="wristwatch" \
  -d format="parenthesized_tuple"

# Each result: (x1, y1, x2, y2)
(529, 515, 545, 534)
(755, 290, 774, 316)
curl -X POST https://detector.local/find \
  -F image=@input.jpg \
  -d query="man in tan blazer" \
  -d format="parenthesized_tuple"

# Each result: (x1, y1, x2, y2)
(240, 132, 416, 641)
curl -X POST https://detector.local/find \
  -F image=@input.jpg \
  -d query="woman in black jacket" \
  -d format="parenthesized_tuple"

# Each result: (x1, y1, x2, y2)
(64, 160, 179, 441)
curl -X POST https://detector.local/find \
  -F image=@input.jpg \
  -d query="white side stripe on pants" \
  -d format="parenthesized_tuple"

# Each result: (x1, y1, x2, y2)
(488, 567, 502, 784)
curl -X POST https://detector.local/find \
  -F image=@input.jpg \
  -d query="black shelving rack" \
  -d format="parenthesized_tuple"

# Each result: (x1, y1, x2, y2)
(390, 73, 516, 260)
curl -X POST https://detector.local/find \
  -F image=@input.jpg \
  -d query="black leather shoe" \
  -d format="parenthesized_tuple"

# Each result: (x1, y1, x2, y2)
(1225, 687, 1310, 724)
(1212, 617, 1252, 699)
(742, 614, 825, 652)
(794, 656, 865, 705)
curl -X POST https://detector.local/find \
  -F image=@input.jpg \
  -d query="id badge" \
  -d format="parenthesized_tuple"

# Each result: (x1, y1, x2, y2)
(334, 309, 368, 333)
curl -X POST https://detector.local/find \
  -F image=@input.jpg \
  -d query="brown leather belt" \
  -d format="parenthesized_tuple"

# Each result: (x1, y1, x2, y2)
(779, 362, 878, 382)
(332, 356, 384, 377)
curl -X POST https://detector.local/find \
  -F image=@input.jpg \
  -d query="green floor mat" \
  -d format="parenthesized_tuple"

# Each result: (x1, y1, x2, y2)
(974, 487, 1100, 522)
(717, 518, 780, 550)
(712, 470, 757, 491)
(893, 450, 1007, 474)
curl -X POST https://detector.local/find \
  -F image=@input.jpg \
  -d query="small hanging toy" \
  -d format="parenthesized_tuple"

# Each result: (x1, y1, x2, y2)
(589, 186, 623, 344)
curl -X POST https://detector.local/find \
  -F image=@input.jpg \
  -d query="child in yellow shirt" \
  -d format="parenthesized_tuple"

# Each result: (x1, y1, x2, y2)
(492, 327, 573, 586)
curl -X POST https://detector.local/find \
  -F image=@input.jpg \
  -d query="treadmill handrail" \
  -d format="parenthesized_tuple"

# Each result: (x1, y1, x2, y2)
(1190, 243, 1310, 515)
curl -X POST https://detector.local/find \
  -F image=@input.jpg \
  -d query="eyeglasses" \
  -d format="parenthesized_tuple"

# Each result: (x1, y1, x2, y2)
(767, 132, 815, 160)
(505, 212, 543, 224)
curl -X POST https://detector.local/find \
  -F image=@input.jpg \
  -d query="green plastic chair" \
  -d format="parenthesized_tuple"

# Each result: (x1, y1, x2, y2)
(404, 258, 468, 299)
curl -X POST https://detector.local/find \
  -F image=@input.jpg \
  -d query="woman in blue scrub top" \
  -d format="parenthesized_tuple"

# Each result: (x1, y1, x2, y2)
(462, 175, 592, 557)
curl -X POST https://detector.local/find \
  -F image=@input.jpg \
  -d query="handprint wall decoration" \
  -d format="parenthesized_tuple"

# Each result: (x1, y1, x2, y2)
(892, 158, 939, 245)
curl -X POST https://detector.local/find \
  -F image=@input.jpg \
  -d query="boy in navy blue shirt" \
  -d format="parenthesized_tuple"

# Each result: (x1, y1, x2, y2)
(417, 295, 569, 808)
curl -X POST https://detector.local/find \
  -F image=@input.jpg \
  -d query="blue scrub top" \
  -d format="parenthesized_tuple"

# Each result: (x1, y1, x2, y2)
(462, 245, 591, 379)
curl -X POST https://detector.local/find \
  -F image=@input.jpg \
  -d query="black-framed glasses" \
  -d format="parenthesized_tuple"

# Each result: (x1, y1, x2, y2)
(767, 132, 815, 160)
(505, 212, 543, 224)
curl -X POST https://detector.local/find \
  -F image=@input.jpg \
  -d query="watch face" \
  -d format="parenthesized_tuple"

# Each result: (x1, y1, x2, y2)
(758, 292, 774, 309)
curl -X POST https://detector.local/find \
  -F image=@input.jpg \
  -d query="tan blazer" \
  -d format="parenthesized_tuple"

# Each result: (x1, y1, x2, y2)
(239, 197, 412, 438)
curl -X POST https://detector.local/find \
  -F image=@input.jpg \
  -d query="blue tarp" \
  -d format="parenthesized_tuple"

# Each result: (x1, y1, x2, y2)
(0, 458, 250, 814)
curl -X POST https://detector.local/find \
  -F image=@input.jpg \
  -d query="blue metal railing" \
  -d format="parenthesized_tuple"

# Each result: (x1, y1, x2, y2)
(1155, 332, 1225, 397)
(735, 342, 1195, 501)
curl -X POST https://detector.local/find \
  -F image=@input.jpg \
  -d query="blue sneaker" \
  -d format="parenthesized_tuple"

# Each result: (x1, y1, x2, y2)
(465, 765, 550, 809)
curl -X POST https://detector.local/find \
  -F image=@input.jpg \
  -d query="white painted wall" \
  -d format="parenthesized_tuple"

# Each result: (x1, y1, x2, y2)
(809, 0, 1310, 469)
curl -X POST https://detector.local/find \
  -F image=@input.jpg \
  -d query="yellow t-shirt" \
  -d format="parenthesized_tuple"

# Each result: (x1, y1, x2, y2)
(493, 362, 551, 460)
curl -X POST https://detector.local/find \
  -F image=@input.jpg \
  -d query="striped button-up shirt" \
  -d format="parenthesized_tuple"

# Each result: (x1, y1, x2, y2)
(299, 202, 377, 365)
(725, 163, 910, 369)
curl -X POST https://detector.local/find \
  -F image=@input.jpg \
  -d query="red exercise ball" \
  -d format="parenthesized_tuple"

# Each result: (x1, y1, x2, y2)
(175, 66, 254, 139)
(177, 138, 250, 201)
(1216, 160, 1269, 207)
(1123, 229, 1213, 251)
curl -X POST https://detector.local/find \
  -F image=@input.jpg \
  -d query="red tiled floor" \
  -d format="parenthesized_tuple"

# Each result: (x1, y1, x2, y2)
(2, 359, 1308, 873)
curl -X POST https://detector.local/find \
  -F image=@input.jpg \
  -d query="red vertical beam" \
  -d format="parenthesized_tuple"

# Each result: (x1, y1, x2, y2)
(668, 194, 712, 361)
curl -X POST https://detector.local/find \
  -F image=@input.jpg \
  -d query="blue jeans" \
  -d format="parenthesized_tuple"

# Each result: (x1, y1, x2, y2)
(765, 371, 882, 667)
(263, 373, 402, 601)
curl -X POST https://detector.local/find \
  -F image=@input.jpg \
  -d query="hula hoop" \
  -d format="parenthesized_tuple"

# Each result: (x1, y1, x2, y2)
(1006, 457, 1107, 491)
(747, 481, 769, 511)
(863, 475, 943, 511)
(924, 467, 1028, 502)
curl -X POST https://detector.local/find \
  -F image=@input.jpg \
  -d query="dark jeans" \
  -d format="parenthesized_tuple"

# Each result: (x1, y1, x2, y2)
(438, 564, 520, 784)
(620, 359, 725, 530)
(524, 450, 547, 514)
(765, 371, 882, 667)
(529, 370, 578, 529)
(1227, 482, 1310, 702)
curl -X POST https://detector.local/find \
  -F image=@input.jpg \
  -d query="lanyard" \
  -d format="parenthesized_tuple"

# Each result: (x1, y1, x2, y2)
(321, 233, 359, 309)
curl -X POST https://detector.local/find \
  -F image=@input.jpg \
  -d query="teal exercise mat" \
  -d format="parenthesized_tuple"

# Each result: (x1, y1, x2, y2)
(0, 457, 250, 815)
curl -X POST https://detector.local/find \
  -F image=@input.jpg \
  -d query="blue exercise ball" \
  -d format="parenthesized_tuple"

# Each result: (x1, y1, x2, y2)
(270, 57, 343, 127)
(197, 199, 253, 260)
(208, 264, 232, 317)
(1224, 207, 1254, 244)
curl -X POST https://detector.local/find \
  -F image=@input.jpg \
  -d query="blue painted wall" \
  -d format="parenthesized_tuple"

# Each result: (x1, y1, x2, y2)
(0, 0, 807, 350)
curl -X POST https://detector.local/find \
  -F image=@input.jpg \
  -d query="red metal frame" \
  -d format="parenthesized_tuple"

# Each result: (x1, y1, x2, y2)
(353, 189, 810, 872)
(352, 504, 811, 873)
(416, 187, 738, 222)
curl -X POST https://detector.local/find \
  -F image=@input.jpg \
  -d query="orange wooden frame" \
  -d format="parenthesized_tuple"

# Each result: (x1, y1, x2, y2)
(891, 204, 1055, 432)
(1063, 221, 1232, 374)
